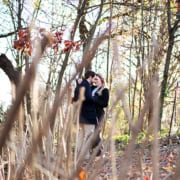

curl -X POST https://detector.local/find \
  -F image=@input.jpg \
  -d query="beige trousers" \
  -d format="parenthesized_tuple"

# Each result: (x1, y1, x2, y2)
(76, 123, 95, 160)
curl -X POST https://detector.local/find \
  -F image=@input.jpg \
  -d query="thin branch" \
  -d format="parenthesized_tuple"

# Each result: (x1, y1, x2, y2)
(0, 31, 17, 38)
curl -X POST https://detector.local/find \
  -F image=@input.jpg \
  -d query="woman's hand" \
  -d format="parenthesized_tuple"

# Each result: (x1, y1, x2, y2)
(76, 78, 82, 85)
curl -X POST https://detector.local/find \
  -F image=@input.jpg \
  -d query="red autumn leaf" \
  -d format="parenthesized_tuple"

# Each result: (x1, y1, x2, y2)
(14, 40, 26, 50)
(71, 41, 76, 46)
(13, 40, 21, 50)
(18, 29, 30, 41)
(18, 30, 23, 37)
(52, 43, 58, 52)
(55, 31, 63, 43)
(144, 176, 149, 180)
(14, 28, 82, 54)
(64, 40, 72, 46)
(62, 47, 70, 52)
(13, 28, 32, 55)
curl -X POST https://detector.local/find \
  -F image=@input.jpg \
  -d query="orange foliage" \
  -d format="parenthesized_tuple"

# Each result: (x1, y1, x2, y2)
(78, 167, 87, 180)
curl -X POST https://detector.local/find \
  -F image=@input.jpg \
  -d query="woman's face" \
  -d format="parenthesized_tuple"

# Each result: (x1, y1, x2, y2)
(93, 75, 102, 87)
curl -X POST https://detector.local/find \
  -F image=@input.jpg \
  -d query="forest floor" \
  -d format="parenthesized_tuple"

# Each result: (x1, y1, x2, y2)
(83, 135, 180, 180)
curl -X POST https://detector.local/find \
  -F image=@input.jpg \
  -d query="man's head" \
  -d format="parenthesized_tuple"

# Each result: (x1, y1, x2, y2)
(84, 70, 96, 84)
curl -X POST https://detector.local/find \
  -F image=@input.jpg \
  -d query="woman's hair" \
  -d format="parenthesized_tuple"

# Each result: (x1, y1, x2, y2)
(95, 73, 105, 85)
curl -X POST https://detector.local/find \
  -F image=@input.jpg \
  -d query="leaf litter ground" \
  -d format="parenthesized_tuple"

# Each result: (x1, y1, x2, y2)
(81, 135, 180, 180)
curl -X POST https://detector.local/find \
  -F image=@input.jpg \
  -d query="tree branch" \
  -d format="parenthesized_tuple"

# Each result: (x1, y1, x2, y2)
(0, 54, 20, 86)
(0, 31, 17, 38)
(0, 27, 28, 38)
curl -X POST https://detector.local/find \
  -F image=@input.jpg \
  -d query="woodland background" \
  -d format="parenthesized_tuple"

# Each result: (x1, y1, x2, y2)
(0, 0, 179, 179)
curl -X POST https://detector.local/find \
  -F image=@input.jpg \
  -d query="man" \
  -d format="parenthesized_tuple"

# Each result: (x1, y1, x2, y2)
(73, 70, 97, 160)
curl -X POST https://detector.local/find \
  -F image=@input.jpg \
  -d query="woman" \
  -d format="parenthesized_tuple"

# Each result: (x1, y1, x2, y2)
(91, 73, 109, 156)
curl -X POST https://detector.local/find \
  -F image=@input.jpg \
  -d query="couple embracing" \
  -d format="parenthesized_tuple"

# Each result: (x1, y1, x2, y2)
(73, 70, 109, 160)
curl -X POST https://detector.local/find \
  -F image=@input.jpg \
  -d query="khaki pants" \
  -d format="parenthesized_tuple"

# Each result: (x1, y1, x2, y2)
(77, 123, 95, 160)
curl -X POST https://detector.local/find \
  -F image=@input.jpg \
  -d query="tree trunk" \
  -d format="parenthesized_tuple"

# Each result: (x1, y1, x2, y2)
(0, 54, 20, 86)
(159, 19, 179, 130)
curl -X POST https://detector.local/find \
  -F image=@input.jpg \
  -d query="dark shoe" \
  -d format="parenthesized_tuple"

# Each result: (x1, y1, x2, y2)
(96, 144, 104, 156)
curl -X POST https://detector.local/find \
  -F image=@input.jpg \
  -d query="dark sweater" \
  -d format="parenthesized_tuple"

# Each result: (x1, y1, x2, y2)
(92, 86, 109, 122)
(73, 79, 97, 125)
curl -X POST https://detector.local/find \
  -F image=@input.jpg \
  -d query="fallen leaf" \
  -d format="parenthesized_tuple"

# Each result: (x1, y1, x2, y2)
(161, 165, 172, 172)
(78, 167, 87, 180)
(144, 175, 150, 180)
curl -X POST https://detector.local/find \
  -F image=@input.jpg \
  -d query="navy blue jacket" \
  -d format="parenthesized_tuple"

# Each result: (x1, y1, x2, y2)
(73, 79, 97, 125)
